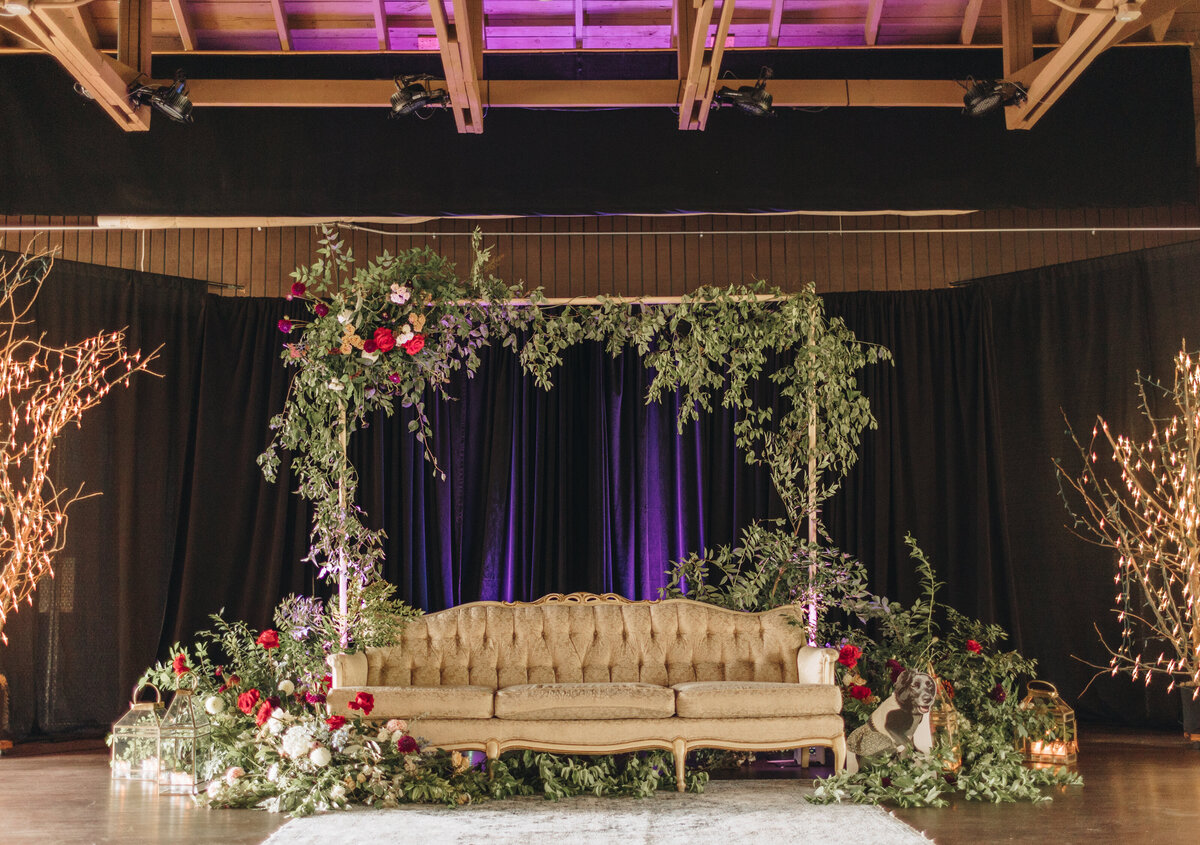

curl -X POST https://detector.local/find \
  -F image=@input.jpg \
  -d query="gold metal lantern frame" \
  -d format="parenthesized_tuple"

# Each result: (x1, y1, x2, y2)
(1019, 680, 1078, 766)
(157, 689, 215, 795)
(109, 682, 165, 781)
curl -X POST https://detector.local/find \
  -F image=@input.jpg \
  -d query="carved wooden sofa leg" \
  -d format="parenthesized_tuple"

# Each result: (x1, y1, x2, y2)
(486, 739, 500, 780)
(832, 734, 847, 772)
(673, 738, 687, 792)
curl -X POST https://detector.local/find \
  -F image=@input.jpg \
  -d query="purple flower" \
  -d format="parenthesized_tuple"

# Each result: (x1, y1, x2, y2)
(314, 302, 330, 318)
(306, 692, 327, 704)
(277, 318, 293, 334)
(989, 682, 1007, 702)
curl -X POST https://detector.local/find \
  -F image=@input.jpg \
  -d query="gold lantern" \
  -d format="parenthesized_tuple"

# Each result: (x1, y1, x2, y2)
(157, 689, 214, 795)
(110, 683, 165, 781)
(928, 672, 961, 771)
(1019, 680, 1078, 766)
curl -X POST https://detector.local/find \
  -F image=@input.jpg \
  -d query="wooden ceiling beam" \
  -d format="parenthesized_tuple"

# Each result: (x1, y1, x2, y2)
(1148, 9, 1174, 40)
(1055, 8, 1076, 42)
(767, 0, 784, 47)
(165, 0, 196, 51)
(371, 0, 390, 50)
(1001, 0, 1034, 78)
(22, 6, 149, 130)
(865, 0, 885, 46)
(428, 0, 484, 133)
(960, 0, 982, 44)
(186, 78, 966, 110)
(117, 0, 151, 78)
(268, 0, 292, 51)
(678, 0, 736, 131)
(574, 0, 583, 48)
(1006, 0, 1184, 130)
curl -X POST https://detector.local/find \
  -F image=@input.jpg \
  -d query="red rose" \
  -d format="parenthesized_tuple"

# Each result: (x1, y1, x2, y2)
(403, 334, 425, 356)
(325, 715, 347, 731)
(255, 701, 273, 727)
(397, 735, 418, 754)
(347, 691, 374, 715)
(256, 630, 280, 649)
(885, 658, 906, 683)
(373, 327, 396, 352)
(363, 339, 378, 353)
(314, 302, 329, 318)
(289, 282, 306, 299)
(966, 639, 982, 654)
(849, 684, 872, 701)
(237, 689, 260, 715)
(172, 654, 190, 676)
(837, 644, 862, 668)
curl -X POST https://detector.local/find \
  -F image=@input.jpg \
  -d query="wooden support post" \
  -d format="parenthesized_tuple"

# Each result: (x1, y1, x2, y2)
(117, 0, 152, 78)
(428, 0, 485, 133)
(960, 0, 983, 44)
(865, 0, 885, 46)
(678, 0, 736, 131)
(1001, 0, 1034, 78)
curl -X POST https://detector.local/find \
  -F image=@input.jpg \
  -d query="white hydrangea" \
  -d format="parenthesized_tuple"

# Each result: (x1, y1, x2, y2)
(281, 725, 315, 759)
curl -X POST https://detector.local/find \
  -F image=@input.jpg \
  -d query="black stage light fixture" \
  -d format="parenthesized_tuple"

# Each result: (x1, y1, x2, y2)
(713, 66, 774, 117)
(961, 79, 1027, 118)
(390, 75, 450, 118)
(128, 70, 194, 124)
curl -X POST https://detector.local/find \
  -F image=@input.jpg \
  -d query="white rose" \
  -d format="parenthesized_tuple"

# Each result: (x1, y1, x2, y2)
(278, 680, 295, 696)
(204, 696, 226, 715)
(309, 746, 332, 767)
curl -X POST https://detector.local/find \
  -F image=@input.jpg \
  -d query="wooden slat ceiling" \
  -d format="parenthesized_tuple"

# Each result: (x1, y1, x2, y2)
(2, 0, 1194, 133)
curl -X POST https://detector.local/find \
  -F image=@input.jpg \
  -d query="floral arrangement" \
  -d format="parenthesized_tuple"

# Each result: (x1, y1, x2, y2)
(808, 536, 1082, 806)
(125, 587, 705, 816)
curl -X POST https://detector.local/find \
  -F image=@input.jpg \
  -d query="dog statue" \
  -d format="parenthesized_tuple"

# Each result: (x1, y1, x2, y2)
(844, 669, 937, 773)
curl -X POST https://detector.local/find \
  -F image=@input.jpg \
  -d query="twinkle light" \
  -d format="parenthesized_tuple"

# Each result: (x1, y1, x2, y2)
(1057, 342, 1200, 699)
(0, 250, 158, 644)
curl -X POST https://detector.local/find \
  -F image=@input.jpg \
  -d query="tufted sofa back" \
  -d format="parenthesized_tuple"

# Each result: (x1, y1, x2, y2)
(365, 597, 808, 689)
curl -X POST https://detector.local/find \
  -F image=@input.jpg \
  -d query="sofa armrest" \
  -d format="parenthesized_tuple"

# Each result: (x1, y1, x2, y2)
(797, 646, 838, 685)
(328, 651, 368, 688)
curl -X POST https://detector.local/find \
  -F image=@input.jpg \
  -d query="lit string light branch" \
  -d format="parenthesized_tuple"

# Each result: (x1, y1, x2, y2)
(0, 249, 159, 645)
(1057, 342, 1200, 699)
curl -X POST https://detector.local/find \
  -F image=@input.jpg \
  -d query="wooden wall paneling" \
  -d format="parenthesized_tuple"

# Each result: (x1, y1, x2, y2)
(752, 215, 769, 286)
(995, 209, 1014, 274)
(1064, 207, 1086, 261)
(148, 228, 163, 275)
(1025, 208, 1045, 270)
(853, 216, 872, 292)
(982, 209, 1002, 277)
(570, 216, 587, 297)
(826, 219, 845, 292)
(637, 218, 655, 295)
(667, 217, 685, 296)
(595, 216, 612, 296)
(510, 218, 528, 289)
(909, 217, 928, 290)
(264, 227, 281, 296)
(681, 216, 699, 294)
(1097, 206, 1116, 256)
(609, 216, 627, 295)
(880, 216, 899, 291)
(652, 216, 672, 294)
(1139, 206, 1159, 250)
(790, 218, 809, 289)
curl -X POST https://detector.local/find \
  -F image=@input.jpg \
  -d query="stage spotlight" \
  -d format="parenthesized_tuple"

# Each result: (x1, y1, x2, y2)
(713, 67, 774, 117)
(390, 75, 450, 118)
(128, 70, 193, 124)
(961, 79, 1027, 118)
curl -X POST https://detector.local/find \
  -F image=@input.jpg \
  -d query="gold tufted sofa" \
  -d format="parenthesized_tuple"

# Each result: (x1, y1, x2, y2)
(327, 593, 846, 789)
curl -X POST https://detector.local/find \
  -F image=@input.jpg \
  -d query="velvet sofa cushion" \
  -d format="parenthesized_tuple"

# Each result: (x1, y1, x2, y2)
(494, 682, 676, 720)
(327, 685, 495, 719)
(672, 681, 842, 719)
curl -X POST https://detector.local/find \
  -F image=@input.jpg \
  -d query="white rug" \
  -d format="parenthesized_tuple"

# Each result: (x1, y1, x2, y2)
(262, 780, 932, 845)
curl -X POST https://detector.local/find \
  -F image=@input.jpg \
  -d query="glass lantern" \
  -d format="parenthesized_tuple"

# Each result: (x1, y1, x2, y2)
(110, 683, 164, 781)
(1019, 680, 1078, 766)
(157, 689, 214, 795)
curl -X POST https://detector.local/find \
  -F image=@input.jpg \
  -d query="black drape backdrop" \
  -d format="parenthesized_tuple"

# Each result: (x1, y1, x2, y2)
(1, 242, 1197, 739)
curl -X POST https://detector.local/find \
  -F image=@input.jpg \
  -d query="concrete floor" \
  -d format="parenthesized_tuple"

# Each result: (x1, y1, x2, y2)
(0, 727, 1197, 844)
